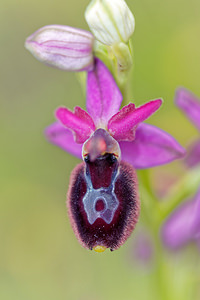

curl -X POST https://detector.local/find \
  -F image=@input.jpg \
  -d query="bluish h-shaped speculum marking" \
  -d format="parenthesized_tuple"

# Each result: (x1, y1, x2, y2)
(82, 164, 119, 225)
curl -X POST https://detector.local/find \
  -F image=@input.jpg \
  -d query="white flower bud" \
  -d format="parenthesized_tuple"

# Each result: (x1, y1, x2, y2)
(85, 0, 135, 46)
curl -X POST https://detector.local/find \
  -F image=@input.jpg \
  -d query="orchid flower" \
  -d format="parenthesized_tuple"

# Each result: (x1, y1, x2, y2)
(45, 59, 185, 252)
(162, 188, 200, 250)
(176, 88, 200, 168)
(162, 88, 200, 250)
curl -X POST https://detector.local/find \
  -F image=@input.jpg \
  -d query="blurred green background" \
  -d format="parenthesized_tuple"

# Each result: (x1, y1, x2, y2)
(0, 0, 200, 299)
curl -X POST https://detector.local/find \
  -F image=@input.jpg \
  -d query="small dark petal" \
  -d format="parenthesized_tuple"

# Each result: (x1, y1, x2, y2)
(67, 154, 140, 251)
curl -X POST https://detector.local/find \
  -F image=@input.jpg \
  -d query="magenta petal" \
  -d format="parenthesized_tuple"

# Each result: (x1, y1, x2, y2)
(107, 103, 136, 141)
(86, 58, 122, 126)
(44, 122, 82, 159)
(161, 198, 196, 250)
(119, 123, 186, 169)
(108, 100, 162, 141)
(185, 139, 200, 168)
(55, 106, 95, 144)
(175, 88, 200, 131)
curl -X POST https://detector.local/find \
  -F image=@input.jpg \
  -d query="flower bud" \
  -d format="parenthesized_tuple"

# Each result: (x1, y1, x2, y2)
(85, 0, 135, 46)
(25, 25, 94, 71)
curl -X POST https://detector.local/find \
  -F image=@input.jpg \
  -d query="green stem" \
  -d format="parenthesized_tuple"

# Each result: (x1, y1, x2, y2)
(139, 168, 200, 300)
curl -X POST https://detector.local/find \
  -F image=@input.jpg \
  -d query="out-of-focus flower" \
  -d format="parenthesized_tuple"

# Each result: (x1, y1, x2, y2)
(45, 59, 185, 251)
(25, 25, 94, 71)
(162, 188, 200, 250)
(85, 0, 135, 73)
(85, 0, 135, 45)
(161, 88, 200, 250)
(175, 88, 200, 168)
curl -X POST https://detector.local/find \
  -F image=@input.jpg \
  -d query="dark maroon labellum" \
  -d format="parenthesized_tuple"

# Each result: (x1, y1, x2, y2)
(67, 153, 140, 251)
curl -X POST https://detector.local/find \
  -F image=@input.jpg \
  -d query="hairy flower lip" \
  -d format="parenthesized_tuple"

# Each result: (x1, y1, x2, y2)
(67, 158, 140, 251)
(25, 24, 95, 71)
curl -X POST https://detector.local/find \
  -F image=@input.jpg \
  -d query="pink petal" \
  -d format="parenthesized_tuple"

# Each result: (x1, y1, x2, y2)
(185, 139, 200, 168)
(108, 100, 162, 141)
(25, 25, 94, 71)
(119, 123, 186, 169)
(86, 58, 122, 126)
(55, 106, 95, 144)
(44, 122, 82, 159)
(175, 88, 200, 131)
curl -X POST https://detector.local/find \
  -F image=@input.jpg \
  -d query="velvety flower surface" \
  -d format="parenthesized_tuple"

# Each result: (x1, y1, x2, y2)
(45, 59, 185, 251)
(175, 88, 200, 167)
(25, 25, 94, 71)
(162, 188, 200, 250)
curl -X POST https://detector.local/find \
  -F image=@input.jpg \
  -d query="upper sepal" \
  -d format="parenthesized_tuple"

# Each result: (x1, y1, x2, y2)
(86, 58, 122, 127)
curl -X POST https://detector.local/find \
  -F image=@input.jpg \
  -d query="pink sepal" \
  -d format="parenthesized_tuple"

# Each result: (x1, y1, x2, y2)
(119, 123, 186, 169)
(55, 106, 95, 143)
(44, 122, 82, 159)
